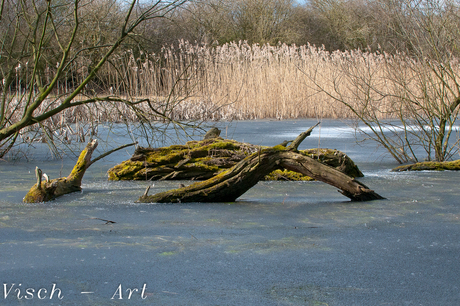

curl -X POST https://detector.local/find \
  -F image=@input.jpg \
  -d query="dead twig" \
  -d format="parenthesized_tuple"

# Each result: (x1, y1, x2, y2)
(89, 217, 117, 224)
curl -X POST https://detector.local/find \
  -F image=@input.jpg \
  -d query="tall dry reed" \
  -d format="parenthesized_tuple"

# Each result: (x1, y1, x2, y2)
(100, 41, 443, 121)
(6, 40, 457, 126)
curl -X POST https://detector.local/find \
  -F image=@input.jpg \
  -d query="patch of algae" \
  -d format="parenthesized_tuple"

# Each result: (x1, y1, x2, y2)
(269, 284, 369, 305)
(226, 236, 331, 254)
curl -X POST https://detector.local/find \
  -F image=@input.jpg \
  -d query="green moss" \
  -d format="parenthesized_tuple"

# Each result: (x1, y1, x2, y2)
(68, 146, 90, 181)
(23, 182, 56, 203)
(168, 144, 187, 150)
(110, 137, 363, 182)
(265, 169, 315, 181)
(185, 140, 201, 147)
(23, 184, 45, 203)
(183, 160, 220, 172)
(444, 160, 460, 170)
(208, 141, 239, 150)
(186, 138, 223, 148)
(392, 159, 460, 172)
(271, 145, 288, 151)
(141, 139, 241, 166)
(146, 150, 185, 164)
(107, 161, 143, 180)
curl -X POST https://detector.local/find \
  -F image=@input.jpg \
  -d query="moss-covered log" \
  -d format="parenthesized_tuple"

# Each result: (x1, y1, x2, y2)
(108, 138, 257, 181)
(138, 130, 384, 203)
(108, 132, 363, 182)
(391, 159, 460, 172)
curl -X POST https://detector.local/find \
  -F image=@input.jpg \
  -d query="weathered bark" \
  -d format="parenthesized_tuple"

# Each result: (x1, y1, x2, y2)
(23, 140, 98, 203)
(392, 159, 460, 172)
(138, 131, 384, 203)
(278, 151, 381, 201)
(23, 140, 136, 203)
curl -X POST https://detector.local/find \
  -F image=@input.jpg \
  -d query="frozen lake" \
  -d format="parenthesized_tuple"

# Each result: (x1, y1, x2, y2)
(1, 119, 459, 305)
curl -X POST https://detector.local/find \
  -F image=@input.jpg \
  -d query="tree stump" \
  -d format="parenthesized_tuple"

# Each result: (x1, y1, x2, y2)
(23, 140, 99, 203)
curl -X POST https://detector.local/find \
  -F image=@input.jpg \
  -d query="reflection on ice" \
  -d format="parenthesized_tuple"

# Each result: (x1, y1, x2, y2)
(278, 123, 460, 140)
(278, 126, 354, 139)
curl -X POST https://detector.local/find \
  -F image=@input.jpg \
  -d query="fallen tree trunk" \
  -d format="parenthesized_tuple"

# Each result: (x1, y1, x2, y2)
(23, 140, 135, 203)
(138, 129, 384, 203)
(108, 132, 363, 181)
(391, 160, 460, 172)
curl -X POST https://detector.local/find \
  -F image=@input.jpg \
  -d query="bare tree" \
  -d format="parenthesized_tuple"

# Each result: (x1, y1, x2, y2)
(0, 0, 188, 158)
(176, 0, 301, 45)
(309, 0, 460, 163)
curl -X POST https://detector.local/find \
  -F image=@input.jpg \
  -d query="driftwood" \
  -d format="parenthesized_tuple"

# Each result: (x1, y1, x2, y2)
(392, 160, 460, 172)
(23, 140, 136, 203)
(138, 128, 384, 203)
(23, 140, 99, 203)
(108, 129, 363, 182)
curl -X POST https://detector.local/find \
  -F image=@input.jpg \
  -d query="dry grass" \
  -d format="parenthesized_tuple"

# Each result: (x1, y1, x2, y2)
(6, 40, 459, 127)
(100, 40, 452, 121)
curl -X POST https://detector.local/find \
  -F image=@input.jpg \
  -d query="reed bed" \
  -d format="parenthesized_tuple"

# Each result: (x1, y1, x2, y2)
(99, 40, 458, 121)
(106, 41, 354, 120)
(5, 40, 459, 128)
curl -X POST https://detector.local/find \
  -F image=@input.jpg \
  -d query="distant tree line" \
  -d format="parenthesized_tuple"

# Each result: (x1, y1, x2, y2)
(141, 0, 460, 56)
